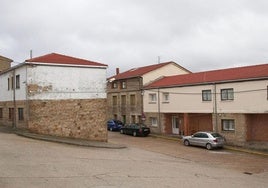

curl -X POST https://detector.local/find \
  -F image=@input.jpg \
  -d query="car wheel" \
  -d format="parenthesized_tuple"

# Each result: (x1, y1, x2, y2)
(206, 143, 212, 150)
(109, 127, 113, 131)
(184, 140, 190, 146)
(133, 131, 137, 137)
(120, 129, 124, 134)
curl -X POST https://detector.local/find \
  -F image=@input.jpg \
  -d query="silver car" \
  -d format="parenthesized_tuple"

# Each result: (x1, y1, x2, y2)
(183, 131, 225, 150)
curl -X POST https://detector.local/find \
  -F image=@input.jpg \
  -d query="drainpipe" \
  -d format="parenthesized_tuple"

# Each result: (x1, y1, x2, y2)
(157, 88, 161, 132)
(213, 83, 218, 132)
(13, 70, 16, 129)
(25, 64, 29, 128)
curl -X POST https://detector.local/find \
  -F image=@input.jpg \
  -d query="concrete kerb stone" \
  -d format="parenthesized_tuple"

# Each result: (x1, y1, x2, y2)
(0, 125, 127, 149)
(149, 133, 268, 157)
(15, 131, 127, 149)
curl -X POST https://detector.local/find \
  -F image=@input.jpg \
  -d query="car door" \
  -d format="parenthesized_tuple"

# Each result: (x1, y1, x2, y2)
(190, 133, 202, 146)
(199, 133, 209, 147)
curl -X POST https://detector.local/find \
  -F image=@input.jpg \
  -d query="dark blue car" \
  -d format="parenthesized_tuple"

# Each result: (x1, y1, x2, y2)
(107, 120, 124, 131)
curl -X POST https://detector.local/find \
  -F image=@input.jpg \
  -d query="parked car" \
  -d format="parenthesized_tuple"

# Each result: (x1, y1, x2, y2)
(120, 123, 150, 137)
(107, 120, 124, 131)
(182, 131, 225, 150)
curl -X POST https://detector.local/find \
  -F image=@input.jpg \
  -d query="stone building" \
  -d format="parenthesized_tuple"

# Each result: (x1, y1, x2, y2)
(0, 53, 108, 141)
(0, 55, 12, 72)
(107, 62, 190, 124)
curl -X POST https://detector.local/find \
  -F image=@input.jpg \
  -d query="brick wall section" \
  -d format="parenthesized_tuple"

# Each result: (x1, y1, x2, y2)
(28, 99, 107, 142)
(247, 114, 268, 141)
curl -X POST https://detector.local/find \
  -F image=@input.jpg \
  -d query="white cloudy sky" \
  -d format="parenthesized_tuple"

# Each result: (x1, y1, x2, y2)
(1, 0, 268, 76)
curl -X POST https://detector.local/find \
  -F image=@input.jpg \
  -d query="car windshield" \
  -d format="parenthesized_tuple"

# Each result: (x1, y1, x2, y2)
(211, 133, 223, 138)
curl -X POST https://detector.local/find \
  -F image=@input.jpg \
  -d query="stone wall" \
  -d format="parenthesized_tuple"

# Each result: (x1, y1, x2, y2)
(28, 99, 107, 142)
(0, 56, 12, 72)
(215, 113, 248, 146)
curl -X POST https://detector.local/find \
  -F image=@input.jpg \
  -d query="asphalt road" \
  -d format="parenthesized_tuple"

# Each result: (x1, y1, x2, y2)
(0, 131, 267, 188)
(108, 131, 268, 174)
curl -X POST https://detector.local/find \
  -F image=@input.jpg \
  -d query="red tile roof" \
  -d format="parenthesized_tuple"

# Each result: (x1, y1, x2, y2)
(109, 61, 190, 80)
(145, 63, 268, 88)
(26, 53, 107, 67)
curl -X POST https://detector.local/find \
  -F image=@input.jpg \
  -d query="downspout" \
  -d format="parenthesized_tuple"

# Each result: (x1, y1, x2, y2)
(25, 64, 29, 128)
(157, 88, 161, 132)
(213, 83, 218, 132)
(13, 70, 16, 129)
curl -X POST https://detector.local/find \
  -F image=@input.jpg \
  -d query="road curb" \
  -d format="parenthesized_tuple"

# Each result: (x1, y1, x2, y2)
(15, 131, 127, 149)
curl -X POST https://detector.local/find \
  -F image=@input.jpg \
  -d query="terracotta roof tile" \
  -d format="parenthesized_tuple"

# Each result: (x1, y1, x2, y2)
(26, 53, 107, 67)
(109, 61, 190, 80)
(146, 63, 268, 88)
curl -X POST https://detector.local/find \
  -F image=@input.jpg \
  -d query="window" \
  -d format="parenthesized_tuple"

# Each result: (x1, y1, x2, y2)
(112, 81, 117, 89)
(121, 81, 126, 89)
(9, 108, 14, 120)
(8, 78, 10, 90)
(11, 76, 14, 90)
(202, 90, 212, 101)
(150, 117, 158, 127)
(222, 119, 235, 131)
(16, 75, 20, 89)
(221, 88, 234, 100)
(112, 96, 117, 106)
(130, 94, 136, 106)
(18, 108, 24, 120)
(121, 95, 126, 106)
(149, 93, 157, 103)
(131, 115, 136, 123)
(162, 93, 169, 103)
(0, 108, 3, 119)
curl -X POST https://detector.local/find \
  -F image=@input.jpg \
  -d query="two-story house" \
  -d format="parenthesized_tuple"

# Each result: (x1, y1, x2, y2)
(0, 53, 108, 141)
(143, 63, 268, 147)
(107, 62, 191, 124)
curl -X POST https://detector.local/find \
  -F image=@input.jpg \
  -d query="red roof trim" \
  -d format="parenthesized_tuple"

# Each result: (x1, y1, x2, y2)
(146, 63, 268, 88)
(26, 53, 107, 67)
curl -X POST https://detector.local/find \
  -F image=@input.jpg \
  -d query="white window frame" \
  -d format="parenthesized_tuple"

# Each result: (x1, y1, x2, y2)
(222, 119, 235, 131)
(150, 117, 158, 127)
(162, 92, 169, 103)
(149, 93, 157, 103)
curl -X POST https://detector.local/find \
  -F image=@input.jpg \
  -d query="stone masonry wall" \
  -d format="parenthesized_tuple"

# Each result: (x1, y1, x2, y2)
(28, 99, 107, 142)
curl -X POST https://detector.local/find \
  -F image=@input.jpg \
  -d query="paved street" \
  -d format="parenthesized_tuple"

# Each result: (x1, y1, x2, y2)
(0, 131, 267, 188)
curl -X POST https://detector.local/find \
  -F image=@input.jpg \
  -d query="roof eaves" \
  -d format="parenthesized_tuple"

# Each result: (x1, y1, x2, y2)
(144, 76, 268, 90)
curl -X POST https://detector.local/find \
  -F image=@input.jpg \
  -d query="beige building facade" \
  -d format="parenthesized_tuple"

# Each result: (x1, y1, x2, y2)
(143, 64, 268, 147)
(107, 62, 190, 124)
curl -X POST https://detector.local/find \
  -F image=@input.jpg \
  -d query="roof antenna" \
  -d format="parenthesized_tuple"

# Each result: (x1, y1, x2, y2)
(30, 50, 33, 59)
(158, 56, 160, 64)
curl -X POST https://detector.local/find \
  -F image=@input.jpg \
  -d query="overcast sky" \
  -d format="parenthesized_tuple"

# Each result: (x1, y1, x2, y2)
(1, 0, 268, 76)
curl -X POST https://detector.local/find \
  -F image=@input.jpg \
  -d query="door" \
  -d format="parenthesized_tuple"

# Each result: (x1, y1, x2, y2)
(172, 116, 179, 134)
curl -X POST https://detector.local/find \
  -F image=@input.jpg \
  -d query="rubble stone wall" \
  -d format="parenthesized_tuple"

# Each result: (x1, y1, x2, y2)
(28, 98, 107, 142)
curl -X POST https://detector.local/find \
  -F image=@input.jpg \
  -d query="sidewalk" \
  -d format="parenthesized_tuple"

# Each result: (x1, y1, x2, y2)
(0, 125, 126, 149)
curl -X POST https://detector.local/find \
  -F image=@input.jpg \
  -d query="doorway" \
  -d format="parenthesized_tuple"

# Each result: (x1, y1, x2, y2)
(172, 116, 179, 134)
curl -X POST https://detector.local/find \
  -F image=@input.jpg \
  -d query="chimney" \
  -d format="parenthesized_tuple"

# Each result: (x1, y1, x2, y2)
(116, 68, 120, 75)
